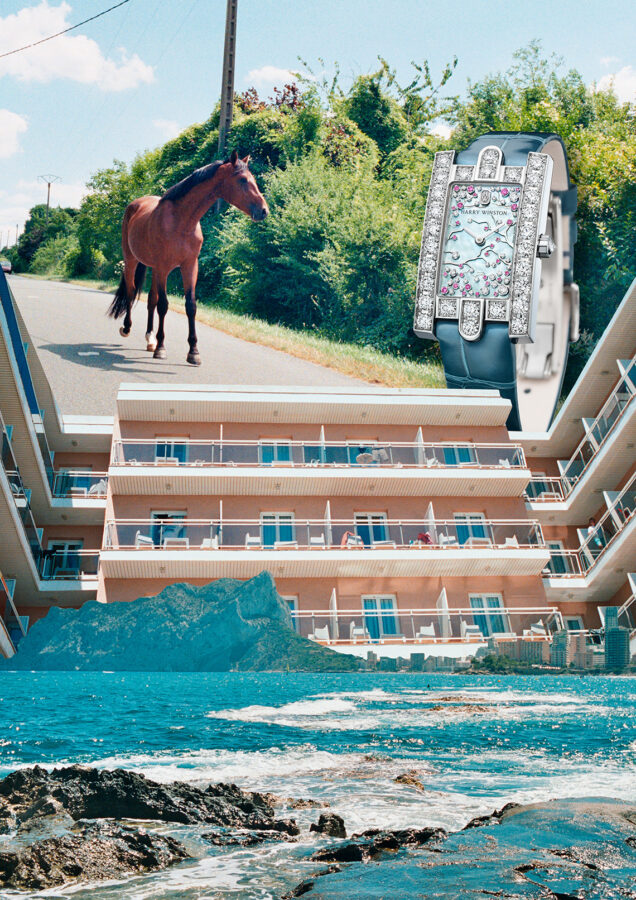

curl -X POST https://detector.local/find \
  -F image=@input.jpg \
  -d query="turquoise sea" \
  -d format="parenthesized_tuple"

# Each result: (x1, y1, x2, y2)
(0, 672, 635, 898)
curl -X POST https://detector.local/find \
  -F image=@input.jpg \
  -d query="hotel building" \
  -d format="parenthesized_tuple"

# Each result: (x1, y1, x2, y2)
(1, 268, 634, 662)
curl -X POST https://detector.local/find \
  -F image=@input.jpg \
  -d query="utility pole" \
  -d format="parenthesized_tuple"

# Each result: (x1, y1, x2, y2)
(217, 0, 238, 158)
(37, 174, 61, 228)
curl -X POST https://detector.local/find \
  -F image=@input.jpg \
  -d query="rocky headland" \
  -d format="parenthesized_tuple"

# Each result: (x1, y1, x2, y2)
(0, 572, 361, 671)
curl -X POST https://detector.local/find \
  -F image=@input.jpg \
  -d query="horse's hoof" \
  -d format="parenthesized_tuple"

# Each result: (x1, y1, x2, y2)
(187, 352, 201, 367)
(146, 339, 157, 352)
(119, 326, 130, 337)
(153, 347, 167, 360)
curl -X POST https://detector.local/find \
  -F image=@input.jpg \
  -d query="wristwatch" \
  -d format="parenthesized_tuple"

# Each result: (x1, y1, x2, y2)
(413, 132, 579, 432)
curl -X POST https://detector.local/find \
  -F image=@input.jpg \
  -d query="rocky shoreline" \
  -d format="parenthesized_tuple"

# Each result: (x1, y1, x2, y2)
(0, 766, 634, 896)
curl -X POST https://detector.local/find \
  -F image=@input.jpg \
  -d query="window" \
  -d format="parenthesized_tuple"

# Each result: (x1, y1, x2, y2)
(355, 513, 388, 546)
(282, 595, 300, 632)
(54, 466, 93, 496)
(547, 540, 569, 574)
(443, 446, 476, 466)
(150, 511, 186, 545)
(454, 513, 488, 545)
(155, 438, 188, 464)
(469, 595, 509, 637)
(46, 539, 83, 578)
(362, 596, 399, 640)
(564, 615, 585, 632)
(260, 513, 295, 548)
(259, 441, 292, 465)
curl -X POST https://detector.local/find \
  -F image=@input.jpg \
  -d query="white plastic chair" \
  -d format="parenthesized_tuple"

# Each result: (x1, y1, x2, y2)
(201, 536, 219, 549)
(309, 535, 326, 549)
(134, 531, 154, 549)
(460, 620, 484, 641)
(245, 534, 261, 549)
(309, 625, 330, 643)
(415, 624, 436, 640)
(439, 533, 458, 547)
(350, 621, 370, 643)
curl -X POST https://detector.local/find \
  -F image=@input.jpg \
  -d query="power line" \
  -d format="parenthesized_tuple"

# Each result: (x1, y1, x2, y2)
(0, 0, 131, 60)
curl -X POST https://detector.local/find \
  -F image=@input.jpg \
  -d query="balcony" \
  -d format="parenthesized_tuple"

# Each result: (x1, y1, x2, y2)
(52, 471, 108, 499)
(543, 477, 636, 600)
(558, 355, 635, 495)
(0, 572, 23, 658)
(39, 549, 100, 581)
(525, 476, 567, 502)
(101, 516, 548, 579)
(290, 602, 562, 658)
(109, 439, 529, 498)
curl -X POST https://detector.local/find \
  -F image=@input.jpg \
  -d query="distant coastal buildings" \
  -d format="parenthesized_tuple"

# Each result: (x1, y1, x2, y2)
(0, 270, 634, 670)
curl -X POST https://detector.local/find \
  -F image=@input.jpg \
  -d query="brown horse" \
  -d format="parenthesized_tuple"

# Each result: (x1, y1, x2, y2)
(107, 150, 268, 365)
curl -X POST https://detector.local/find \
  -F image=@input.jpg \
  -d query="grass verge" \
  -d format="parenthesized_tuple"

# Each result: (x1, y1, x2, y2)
(15, 273, 445, 389)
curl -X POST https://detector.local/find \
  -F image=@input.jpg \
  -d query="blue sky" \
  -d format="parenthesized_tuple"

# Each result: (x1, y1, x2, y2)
(1, 0, 635, 241)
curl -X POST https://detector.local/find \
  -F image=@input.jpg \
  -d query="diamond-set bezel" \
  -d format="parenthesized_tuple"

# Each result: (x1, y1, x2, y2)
(413, 146, 552, 343)
(509, 152, 551, 339)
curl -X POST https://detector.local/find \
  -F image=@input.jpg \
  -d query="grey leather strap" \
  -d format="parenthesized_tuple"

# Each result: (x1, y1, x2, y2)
(438, 131, 578, 432)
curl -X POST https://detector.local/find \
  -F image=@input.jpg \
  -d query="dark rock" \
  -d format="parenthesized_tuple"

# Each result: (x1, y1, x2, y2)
(311, 826, 445, 863)
(310, 813, 346, 838)
(289, 798, 328, 810)
(463, 801, 522, 829)
(0, 765, 298, 834)
(0, 820, 189, 890)
(202, 829, 296, 847)
(1, 572, 362, 672)
(282, 867, 342, 898)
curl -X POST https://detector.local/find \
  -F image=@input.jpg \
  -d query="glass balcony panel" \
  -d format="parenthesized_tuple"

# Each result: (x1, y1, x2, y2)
(112, 440, 525, 471)
(52, 471, 108, 498)
(292, 606, 557, 644)
(40, 550, 99, 580)
(105, 519, 543, 551)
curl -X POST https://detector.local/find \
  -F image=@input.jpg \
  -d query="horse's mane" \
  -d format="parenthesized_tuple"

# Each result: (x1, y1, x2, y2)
(159, 158, 247, 204)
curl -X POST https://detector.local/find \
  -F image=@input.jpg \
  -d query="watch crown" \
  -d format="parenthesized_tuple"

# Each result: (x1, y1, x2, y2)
(536, 234, 555, 259)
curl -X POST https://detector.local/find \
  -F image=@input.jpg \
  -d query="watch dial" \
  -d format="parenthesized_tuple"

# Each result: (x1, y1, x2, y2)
(438, 182, 522, 300)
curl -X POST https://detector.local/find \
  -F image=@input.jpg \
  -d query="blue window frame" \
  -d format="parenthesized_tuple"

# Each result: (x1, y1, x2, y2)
(155, 440, 188, 464)
(355, 514, 388, 547)
(454, 514, 488, 545)
(260, 513, 295, 548)
(363, 596, 398, 640)
(259, 441, 292, 465)
(443, 446, 475, 466)
(469, 595, 508, 636)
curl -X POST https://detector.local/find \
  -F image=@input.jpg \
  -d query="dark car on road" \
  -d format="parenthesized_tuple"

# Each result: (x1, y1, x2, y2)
(0, 259, 11, 274)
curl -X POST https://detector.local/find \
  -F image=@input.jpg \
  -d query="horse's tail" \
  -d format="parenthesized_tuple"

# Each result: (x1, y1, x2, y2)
(107, 262, 147, 319)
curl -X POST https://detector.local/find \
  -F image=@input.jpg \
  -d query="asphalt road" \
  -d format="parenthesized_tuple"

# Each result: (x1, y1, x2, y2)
(9, 276, 363, 415)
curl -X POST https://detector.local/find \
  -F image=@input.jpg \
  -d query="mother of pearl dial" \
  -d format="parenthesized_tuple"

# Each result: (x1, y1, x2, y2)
(438, 182, 522, 301)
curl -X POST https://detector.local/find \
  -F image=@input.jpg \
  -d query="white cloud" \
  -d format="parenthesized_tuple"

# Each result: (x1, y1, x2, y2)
(600, 55, 620, 68)
(0, 110, 28, 158)
(596, 65, 636, 103)
(0, 178, 86, 238)
(430, 122, 452, 139)
(0, 2, 154, 91)
(245, 65, 296, 92)
(153, 119, 181, 141)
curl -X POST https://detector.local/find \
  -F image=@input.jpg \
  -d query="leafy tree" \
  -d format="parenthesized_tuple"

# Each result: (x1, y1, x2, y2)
(15, 204, 76, 270)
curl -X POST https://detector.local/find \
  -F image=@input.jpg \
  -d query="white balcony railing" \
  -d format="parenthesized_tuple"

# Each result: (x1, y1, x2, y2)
(290, 605, 562, 646)
(103, 518, 545, 551)
(524, 476, 567, 502)
(110, 439, 526, 471)
(544, 476, 636, 578)
(559, 355, 635, 494)
(52, 471, 108, 499)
